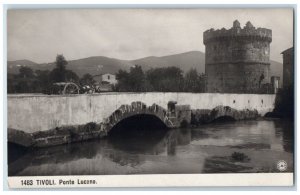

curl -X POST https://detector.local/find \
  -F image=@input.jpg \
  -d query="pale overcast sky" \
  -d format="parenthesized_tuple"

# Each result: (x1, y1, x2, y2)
(7, 8, 293, 63)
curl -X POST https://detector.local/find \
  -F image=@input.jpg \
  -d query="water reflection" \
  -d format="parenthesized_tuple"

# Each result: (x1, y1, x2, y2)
(8, 119, 293, 176)
(274, 119, 294, 153)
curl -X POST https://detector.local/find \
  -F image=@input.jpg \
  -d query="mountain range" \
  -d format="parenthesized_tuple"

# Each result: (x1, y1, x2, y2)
(7, 51, 283, 85)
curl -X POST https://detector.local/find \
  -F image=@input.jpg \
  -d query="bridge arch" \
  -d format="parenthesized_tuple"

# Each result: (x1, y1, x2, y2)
(208, 106, 258, 122)
(102, 101, 174, 134)
(209, 106, 238, 122)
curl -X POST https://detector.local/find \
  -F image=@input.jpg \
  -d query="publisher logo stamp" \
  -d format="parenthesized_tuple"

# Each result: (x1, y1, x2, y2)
(277, 160, 287, 172)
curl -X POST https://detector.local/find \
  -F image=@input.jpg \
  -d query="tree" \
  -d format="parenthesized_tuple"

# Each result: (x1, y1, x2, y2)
(65, 70, 80, 83)
(19, 66, 34, 79)
(7, 73, 17, 93)
(184, 68, 198, 92)
(80, 73, 95, 86)
(8, 55, 82, 94)
(184, 68, 205, 92)
(115, 69, 130, 92)
(15, 80, 30, 93)
(146, 67, 184, 92)
(116, 65, 146, 92)
(128, 65, 146, 92)
(56, 54, 68, 71)
(35, 70, 51, 93)
(48, 54, 79, 84)
(49, 54, 68, 82)
(13, 66, 37, 93)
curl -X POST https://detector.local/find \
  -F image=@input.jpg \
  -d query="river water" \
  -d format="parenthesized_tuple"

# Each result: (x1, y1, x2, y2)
(8, 119, 293, 176)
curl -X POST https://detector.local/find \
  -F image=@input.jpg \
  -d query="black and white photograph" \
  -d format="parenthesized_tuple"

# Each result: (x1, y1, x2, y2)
(6, 7, 295, 188)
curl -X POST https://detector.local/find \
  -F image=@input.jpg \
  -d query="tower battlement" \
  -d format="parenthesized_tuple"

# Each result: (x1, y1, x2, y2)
(203, 20, 272, 44)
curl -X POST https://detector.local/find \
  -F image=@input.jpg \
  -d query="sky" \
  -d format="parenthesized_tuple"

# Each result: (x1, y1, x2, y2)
(7, 8, 294, 63)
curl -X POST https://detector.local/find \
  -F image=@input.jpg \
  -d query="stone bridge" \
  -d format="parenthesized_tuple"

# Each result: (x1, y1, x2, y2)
(7, 92, 276, 147)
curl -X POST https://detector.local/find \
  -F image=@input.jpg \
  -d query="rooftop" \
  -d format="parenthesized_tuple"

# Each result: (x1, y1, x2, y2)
(281, 47, 294, 55)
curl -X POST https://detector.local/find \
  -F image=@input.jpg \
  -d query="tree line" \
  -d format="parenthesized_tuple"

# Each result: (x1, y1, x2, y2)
(115, 65, 206, 92)
(8, 55, 96, 94)
(8, 54, 206, 94)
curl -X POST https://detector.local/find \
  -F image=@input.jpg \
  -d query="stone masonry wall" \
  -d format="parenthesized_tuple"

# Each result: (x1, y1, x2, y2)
(204, 20, 272, 93)
(8, 93, 276, 147)
(8, 93, 276, 134)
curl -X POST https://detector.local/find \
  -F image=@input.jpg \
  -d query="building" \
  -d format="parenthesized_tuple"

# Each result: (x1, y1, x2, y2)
(100, 73, 118, 85)
(203, 20, 272, 93)
(93, 73, 117, 85)
(93, 73, 117, 92)
(281, 47, 294, 88)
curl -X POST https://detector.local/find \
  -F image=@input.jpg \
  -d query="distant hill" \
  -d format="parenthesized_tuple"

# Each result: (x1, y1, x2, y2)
(62, 56, 133, 77)
(8, 56, 132, 77)
(7, 51, 206, 76)
(7, 60, 38, 74)
(7, 51, 283, 84)
(132, 51, 205, 73)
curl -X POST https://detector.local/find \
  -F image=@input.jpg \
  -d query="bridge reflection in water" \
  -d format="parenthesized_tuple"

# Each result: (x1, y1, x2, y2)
(8, 119, 293, 176)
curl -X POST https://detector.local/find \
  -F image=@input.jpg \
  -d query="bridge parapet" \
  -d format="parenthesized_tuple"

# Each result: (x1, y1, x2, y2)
(7, 92, 276, 147)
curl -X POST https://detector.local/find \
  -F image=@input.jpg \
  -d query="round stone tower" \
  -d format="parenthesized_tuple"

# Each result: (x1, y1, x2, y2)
(203, 20, 272, 93)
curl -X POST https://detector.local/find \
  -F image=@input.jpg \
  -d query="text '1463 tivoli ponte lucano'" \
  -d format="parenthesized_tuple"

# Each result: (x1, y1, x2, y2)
(204, 20, 272, 93)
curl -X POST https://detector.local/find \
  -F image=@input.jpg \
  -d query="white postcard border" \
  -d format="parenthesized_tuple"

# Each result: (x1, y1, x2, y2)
(7, 173, 294, 188)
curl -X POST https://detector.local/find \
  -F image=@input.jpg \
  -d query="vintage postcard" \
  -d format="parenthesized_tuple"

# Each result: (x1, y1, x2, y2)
(6, 7, 294, 188)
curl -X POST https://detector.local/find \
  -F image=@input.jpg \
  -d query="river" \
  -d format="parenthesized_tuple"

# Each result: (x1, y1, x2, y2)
(8, 119, 293, 176)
